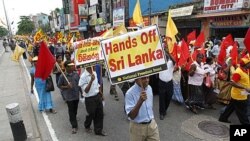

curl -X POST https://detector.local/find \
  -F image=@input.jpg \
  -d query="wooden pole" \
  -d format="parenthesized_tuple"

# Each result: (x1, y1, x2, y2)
(55, 62, 70, 84)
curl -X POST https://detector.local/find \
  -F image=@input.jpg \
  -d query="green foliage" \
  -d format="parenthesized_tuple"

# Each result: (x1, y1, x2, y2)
(0, 26, 8, 37)
(16, 16, 35, 35)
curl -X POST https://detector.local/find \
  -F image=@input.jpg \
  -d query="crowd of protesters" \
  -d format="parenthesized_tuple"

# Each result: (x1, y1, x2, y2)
(3, 31, 250, 141)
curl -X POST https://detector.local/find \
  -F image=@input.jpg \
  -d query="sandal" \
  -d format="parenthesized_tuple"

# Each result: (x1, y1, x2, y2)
(72, 128, 77, 134)
(50, 109, 57, 114)
(85, 128, 92, 133)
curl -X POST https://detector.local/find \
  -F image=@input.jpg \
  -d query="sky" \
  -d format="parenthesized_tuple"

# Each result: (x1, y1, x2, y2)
(0, 0, 63, 33)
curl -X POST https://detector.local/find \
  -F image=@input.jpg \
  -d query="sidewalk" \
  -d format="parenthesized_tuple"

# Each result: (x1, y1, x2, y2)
(0, 45, 41, 141)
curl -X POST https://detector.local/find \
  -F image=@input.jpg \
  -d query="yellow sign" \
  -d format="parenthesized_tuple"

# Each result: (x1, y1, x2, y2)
(74, 37, 104, 67)
(101, 25, 167, 84)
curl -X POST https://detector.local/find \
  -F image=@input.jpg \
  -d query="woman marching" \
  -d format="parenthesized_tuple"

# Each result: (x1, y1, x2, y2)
(30, 56, 57, 113)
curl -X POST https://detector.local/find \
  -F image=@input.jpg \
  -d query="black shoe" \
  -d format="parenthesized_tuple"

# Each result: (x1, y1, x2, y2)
(96, 131, 107, 136)
(218, 119, 231, 123)
(160, 115, 164, 120)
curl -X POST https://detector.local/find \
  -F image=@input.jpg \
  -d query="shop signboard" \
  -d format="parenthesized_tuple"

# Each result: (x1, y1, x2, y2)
(62, 0, 70, 14)
(89, 5, 96, 15)
(113, 7, 125, 27)
(90, 0, 98, 6)
(210, 15, 250, 27)
(170, 5, 194, 17)
(78, 4, 88, 16)
(204, 0, 245, 13)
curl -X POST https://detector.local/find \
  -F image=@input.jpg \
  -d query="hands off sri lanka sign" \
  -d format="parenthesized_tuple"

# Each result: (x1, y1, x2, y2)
(74, 37, 104, 67)
(204, 0, 245, 13)
(101, 25, 167, 84)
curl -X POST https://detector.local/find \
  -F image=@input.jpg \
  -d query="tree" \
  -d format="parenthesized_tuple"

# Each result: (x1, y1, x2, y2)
(16, 16, 35, 35)
(0, 26, 8, 37)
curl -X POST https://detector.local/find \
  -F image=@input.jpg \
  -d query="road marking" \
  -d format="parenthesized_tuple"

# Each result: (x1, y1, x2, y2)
(21, 58, 59, 141)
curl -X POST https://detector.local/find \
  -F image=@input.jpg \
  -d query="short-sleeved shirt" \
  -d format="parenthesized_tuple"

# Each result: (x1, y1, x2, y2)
(125, 83, 154, 123)
(58, 72, 80, 101)
(78, 70, 99, 97)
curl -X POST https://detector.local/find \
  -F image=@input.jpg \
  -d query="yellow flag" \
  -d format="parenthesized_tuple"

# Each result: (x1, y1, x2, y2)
(101, 28, 113, 39)
(113, 24, 127, 36)
(166, 10, 178, 53)
(12, 44, 25, 62)
(133, 0, 143, 26)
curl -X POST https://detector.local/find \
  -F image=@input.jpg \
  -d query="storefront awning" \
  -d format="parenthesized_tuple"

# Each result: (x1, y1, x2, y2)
(195, 10, 250, 18)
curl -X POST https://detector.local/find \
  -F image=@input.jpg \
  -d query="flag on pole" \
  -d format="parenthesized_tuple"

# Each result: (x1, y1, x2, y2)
(178, 39, 190, 66)
(113, 24, 127, 36)
(133, 0, 143, 26)
(194, 31, 205, 48)
(35, 41, 56, 80)
(230, 42, 238, 66)
(187, 30, 196, 44)
(101, 28, 113, 38)
(244, 28, 250, 53)
(11, 44, 25, 62)
(166, 11, 178, 53)
(218, 34, 234, 65)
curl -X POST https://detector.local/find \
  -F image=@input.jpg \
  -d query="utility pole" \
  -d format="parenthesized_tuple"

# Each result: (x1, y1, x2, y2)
(2, 0, 12, 37)
(149, 0, 151, 25)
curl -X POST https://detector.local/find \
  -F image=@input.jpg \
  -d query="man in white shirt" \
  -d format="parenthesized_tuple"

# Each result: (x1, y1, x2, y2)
(158, 53, 176, 120)
(78, 67, 107, 136)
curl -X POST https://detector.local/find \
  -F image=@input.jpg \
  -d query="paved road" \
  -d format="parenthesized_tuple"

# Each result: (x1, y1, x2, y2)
(20, 55, 242, 141)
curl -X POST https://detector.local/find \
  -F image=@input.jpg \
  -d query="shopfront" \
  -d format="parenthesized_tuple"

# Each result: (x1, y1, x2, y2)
(196, 0, 250, 39)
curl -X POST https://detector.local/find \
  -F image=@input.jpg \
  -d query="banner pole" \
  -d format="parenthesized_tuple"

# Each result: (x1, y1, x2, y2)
(55, 62, 70, 84)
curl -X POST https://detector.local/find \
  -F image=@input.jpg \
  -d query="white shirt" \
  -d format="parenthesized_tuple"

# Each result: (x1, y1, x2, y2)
(204, 64, 216, 84)
(78, 70, 100, 97)
(188, 61, 207, 86)
(159, 60, 174, 82)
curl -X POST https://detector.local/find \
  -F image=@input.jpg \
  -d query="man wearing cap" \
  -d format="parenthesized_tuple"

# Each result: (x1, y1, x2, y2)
(78, 66, 106, 136)
(58, 61, 80, 134)
(219, 57, 250, 124)
(125, 76, 160, 141)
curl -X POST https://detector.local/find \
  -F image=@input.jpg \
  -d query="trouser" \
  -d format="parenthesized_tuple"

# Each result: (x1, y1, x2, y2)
(158, 79, 173, 115)
(129, 119, 160, 141)
(219, 99, 249, 124)
(180, 70, 189, 101)
(66, 100, 79, 128)
(84, 94, 104, 134)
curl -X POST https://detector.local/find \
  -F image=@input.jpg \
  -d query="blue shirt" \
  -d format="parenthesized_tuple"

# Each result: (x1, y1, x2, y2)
(125, 83, 154, 123)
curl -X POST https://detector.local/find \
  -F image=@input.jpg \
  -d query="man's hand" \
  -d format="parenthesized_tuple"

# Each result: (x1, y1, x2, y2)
(139, 91, 147, 102)
(67, 83, 73, 89)
(245, 88, 250, 93)
(90, 74, 95, 82)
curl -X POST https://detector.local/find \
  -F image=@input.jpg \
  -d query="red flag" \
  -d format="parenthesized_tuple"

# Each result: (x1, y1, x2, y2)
(222, 34, 234, 48)
(230, 42, 238, 66)
(178, 39, 190, 66)
(187, 30, 196, 44)
(170, 43, 179, 62)
(35, 41, 56, 80)
(194, 31, 205, 48)
(191, 49, 198, 62)
(244, 28, 250, 53)
(218, 34, 234, 65)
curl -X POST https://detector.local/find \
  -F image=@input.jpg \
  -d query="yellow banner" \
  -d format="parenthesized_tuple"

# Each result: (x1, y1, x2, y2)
(74, 37, 104, 67)
(101, 25, 167, 84)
